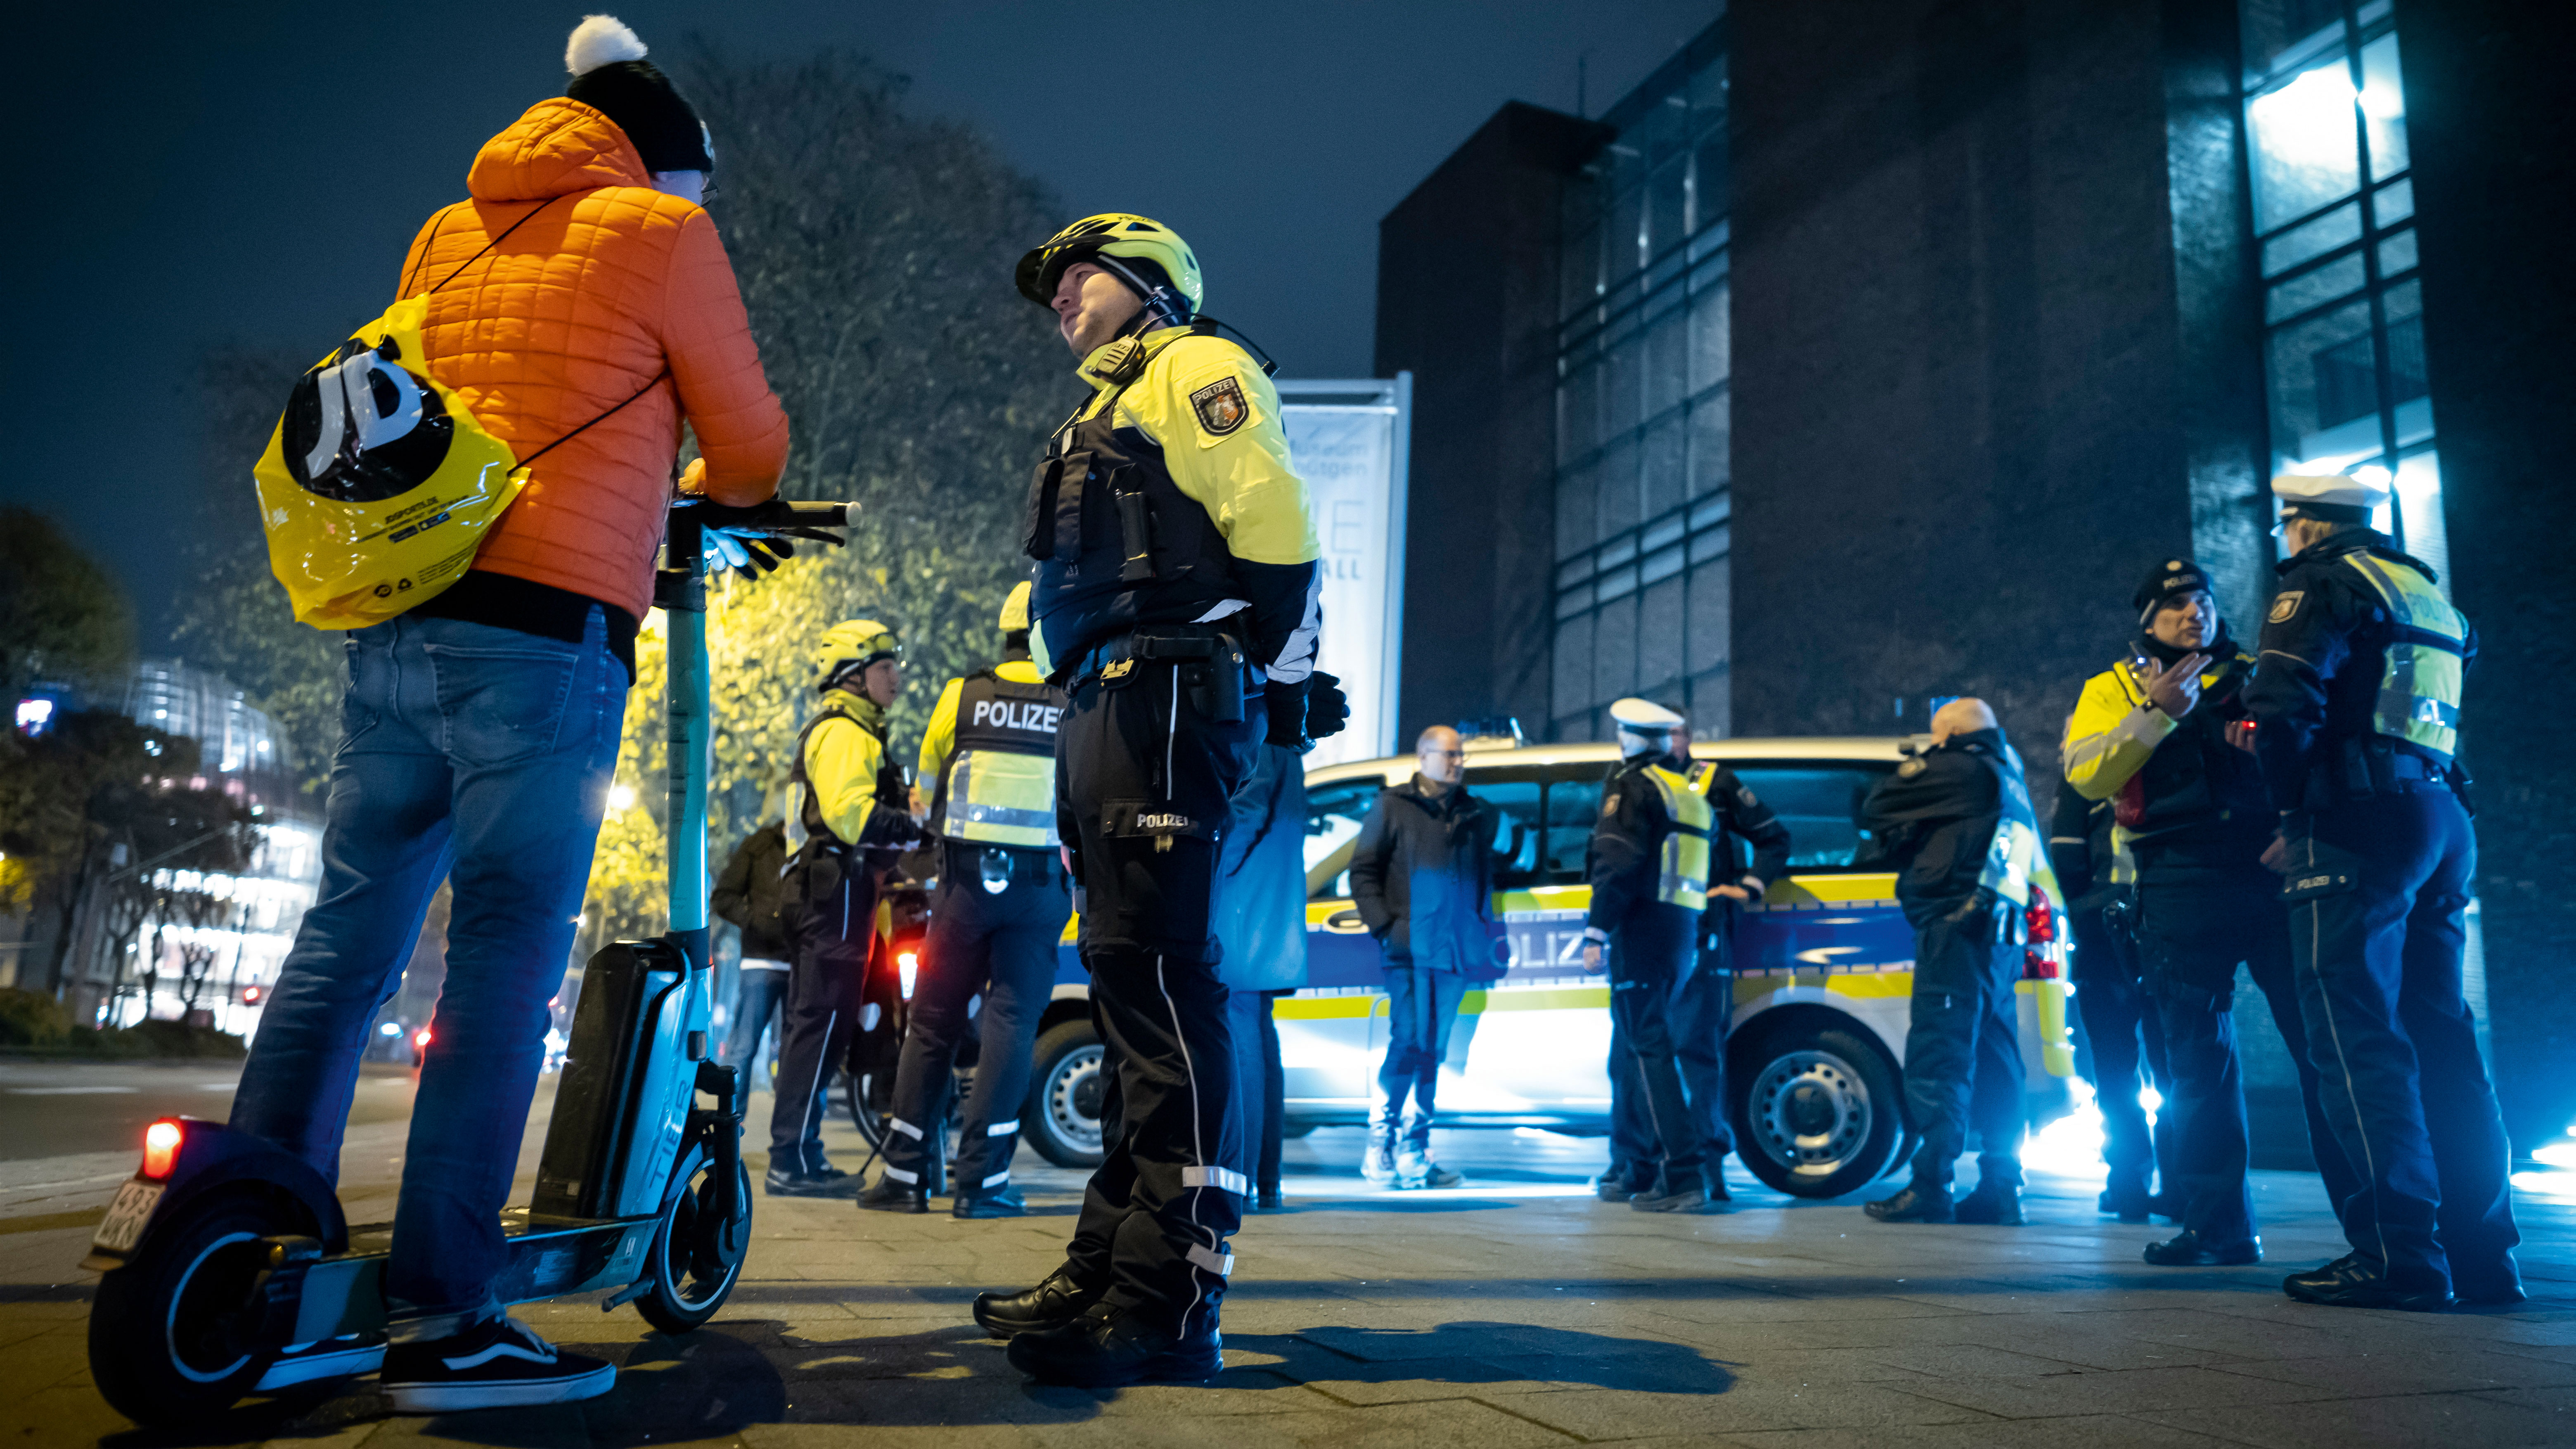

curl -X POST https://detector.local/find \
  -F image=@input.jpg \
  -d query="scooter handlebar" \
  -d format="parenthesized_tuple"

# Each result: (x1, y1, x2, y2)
(672, 497, 852, 534)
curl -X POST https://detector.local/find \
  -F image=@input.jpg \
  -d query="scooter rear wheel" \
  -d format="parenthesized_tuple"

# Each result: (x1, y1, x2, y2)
(89, 1189, 301, 1425)
(637, 1146, 752, 1335)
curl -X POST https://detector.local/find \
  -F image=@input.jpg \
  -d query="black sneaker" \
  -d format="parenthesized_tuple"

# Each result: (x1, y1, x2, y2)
(2100, 1184, 2153, 1222)
(857, 1175, 929, 1213)
(766, 1166, 860, 1198)
(1953, 1181, 2025, 1226)
(973, 1268, 1106, 1339)
(2144, 1229, 2262, 1266)
(380, 1316, 615, 1413)
(1255, 1188, 1286, 1212)
(1864, 1185, 1954, 1223)
(1631, 1184, 1724, 1214)
(254, 1332, 386, 1391)
(1592, 1174, 1640, 1202)
(1004, 1302, 1222, 1387)
(953, 1186, 1027, 1219)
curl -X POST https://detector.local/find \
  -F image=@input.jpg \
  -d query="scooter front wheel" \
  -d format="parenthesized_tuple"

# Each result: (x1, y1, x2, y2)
(88, 1189, 301, 1425)
(636, 1145, 751, 1335)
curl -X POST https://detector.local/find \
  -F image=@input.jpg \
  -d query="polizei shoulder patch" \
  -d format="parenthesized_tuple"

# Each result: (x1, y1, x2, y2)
(1189, 375, 1250, 437)
(2268, 590, 2305, 624)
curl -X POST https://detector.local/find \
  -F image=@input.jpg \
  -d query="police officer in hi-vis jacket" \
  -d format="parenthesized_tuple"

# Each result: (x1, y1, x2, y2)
(2247, 471, 2519, 1312)
(861, 583, 1071, 1219)
(968, 214, 1348, 1387)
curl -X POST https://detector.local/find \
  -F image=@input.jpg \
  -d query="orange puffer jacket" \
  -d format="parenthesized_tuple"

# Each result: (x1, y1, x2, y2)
(396, 97, 789, 620)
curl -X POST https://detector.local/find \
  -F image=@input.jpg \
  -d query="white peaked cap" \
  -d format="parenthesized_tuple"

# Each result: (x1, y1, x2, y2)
(2271, 471, 2391, 511)
(1610, 698, 1686, 732)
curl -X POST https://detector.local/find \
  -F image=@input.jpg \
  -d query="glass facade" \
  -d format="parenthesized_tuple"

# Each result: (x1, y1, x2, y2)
(2242, 0, 2448, 584)
(1550, 38, 1733, 742)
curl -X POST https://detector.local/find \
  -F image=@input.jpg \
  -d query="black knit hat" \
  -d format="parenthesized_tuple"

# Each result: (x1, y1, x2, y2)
(562, 17, 714, 173)
(2133, 558, 2214, 622)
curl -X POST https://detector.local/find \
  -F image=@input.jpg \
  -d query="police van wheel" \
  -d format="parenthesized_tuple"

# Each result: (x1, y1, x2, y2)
(88, 1189, 298, 1426)
(1025, 1020, 1108, 1170)
(1730, 1026, 1903, 1200)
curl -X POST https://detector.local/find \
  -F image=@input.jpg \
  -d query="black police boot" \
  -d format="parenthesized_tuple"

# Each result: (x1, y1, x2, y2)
(765, 1165, 860, 1198)
(953, 1185, 1027, 1219)
(2284, 1255, 2452, 1312)
(2099, 1175, 2152, 1223)
(1004, 1301, 1222, 1387)
(1864, 1181, 1954, 1223)
(856, 1173, 929, 1214)
(2144, 1229, 2262, 1267)
(1953, 1179, 2025, 1226)
(973, 1267, 1106, 1339)
(1255, 1187, 1286, 1213)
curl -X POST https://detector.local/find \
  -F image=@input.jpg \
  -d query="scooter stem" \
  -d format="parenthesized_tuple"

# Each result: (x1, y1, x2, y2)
(660, 511, 712, 977)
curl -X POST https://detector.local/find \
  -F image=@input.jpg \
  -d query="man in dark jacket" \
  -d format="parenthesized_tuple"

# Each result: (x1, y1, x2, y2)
(1860, 698, 2040, 1226)
(712, 813, 797, 1087)
(1350, 724, 1497, 1189)
(2048, 774, 2176, 1221)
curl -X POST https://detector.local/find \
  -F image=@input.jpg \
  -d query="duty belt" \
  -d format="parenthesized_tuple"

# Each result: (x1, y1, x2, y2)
(1063, 624, 1245, 688)
(2308, 738, 2455, 806)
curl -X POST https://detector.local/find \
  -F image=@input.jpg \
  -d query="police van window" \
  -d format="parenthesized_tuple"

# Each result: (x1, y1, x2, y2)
(1304, 778, 1382, 901)
(1723, 764, 1894, 871)
(1540, 772, 1610, 883)
(1473, 780, 1544, 888)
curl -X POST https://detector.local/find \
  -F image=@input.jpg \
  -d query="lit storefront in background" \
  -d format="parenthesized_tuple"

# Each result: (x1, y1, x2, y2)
(1549, 33, 1734, 742)
(2242, 0, 2446, 582)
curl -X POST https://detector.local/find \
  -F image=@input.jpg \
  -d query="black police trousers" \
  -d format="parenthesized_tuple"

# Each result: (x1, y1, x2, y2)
(1902, 908, 2024, 1189)
(882, 847, 1071, 1200)
(2068, 902, 2176, 1209)
(2137, 868, 2361, 1245)
(1605, 904, 1717, 1191)
(1608, 930, 1732, 1190)
(770, 850, 875, 1174)
(2287, 784, 2518, 1297)
(1053, 647, 1262, 1335)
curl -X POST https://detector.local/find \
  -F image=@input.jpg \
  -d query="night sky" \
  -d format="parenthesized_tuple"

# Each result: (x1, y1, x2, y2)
(3, 0, 1716, 649)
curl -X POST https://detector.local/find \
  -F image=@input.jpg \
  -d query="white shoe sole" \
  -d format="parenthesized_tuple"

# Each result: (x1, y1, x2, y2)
(255, 1343, 387, 1391)
(384, 1362, 616, 1413)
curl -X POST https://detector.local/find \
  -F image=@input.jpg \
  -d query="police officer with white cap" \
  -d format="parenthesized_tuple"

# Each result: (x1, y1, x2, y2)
(2247, 471, 2520, 1310)
(1578, 698, 1746, 1214)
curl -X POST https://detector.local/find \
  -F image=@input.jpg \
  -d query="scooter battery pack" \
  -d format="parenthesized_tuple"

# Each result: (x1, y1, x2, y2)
(534, 940, 685, 1219)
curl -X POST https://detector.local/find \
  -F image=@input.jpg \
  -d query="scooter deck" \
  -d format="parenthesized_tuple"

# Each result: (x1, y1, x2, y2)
(287, 1207, 663, 1342)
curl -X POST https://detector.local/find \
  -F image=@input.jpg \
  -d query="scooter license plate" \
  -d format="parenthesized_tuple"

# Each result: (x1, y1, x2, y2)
(92, 1180, 165, 1256)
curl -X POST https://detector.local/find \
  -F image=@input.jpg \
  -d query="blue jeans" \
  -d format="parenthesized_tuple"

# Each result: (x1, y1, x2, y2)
(232, 608, 624, 1331)
(724, 968, 789, 1086)
(1373, 963, 1466, 1151)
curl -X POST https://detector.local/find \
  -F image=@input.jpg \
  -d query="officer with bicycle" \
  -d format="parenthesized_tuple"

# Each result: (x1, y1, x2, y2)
(2248, 471, 2519, 1311)
(967, 214, 1346, 1386)
(860, 584, 1071, 1219)
(768, 620, 924, 1197)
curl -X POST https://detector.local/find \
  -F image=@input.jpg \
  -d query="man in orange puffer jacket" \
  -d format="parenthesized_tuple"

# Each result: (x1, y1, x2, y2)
(229, 16, 786, 1413)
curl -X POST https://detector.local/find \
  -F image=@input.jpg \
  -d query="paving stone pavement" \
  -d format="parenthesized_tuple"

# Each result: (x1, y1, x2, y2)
(4, 1091, 2572, 1449)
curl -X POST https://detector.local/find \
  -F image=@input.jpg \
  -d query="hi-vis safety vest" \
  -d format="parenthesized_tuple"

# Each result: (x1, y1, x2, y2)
(2344, 552, 2467, 762)
(1642, 762, 1717, 912)
(933, 671, 1065, 850)
(1973, 742, 2054, 912)
(786, 697, 906, 859)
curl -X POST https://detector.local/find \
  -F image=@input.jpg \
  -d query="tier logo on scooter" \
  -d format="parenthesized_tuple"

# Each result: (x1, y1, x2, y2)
(280, 336, 457, 503)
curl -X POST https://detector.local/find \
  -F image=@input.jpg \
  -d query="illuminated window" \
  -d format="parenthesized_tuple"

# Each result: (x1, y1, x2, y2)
(1553, 38, 1733, 743)
(2243, 0, 2448, 585)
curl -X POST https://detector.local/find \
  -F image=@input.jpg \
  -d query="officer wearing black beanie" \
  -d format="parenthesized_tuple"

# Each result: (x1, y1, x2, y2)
(2061, 558, 2360, 1269)
(564, 14, 715, 174)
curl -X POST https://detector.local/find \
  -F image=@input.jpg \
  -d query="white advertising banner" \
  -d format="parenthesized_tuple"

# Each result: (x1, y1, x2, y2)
(1279, 376, 1411, 768)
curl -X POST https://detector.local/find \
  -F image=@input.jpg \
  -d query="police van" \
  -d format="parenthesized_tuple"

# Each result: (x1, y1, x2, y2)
(865, 734, 2077, 1198)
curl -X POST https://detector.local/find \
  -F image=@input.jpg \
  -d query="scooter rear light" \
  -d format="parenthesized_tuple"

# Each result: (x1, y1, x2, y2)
(142, 1120, 183, 1180)
(897, 951, 919, 1001)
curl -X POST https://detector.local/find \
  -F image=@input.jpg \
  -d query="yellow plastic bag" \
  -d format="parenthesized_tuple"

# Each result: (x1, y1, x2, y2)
(253, 294, 526, 630)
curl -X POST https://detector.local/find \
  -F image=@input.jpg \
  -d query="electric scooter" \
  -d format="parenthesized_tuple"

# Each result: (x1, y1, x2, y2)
(78, 496, 850, 1426)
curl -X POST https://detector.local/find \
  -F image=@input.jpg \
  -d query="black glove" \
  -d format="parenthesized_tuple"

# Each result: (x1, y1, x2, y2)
(1264, 679, 1311, 751)
(1305, 671, 1350, 741)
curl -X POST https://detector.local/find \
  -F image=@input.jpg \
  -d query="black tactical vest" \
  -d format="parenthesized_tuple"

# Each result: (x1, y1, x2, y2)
(788, 698, 907, 855)
(928, 667, 1066, 850)
(1023, 332, 1250, 675)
